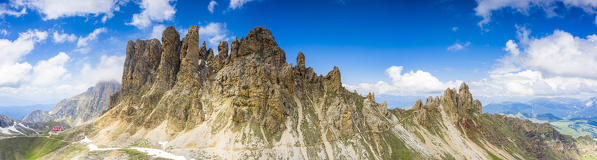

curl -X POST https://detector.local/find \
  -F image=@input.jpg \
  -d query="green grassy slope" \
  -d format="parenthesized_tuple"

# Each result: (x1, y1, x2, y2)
(0, 136, 68, 160)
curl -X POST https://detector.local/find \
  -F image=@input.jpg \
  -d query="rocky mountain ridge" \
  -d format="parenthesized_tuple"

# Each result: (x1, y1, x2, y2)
(0, 114, 36, 136)
(22, 81, 121, 127)
(38, 26, 584, 159)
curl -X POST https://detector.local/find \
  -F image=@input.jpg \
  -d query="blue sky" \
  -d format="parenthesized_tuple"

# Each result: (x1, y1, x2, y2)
(1, 0, 597, 107)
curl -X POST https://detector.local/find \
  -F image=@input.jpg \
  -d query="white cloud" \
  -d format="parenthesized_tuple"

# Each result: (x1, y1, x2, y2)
(0, 52, 124, 105)
(208, 0, 217, 13)
(451, 27, 458, 32)
(472, 29, 597, 98)
(475, 0, 597, 27)
(77, 55, 124, 86)
(0, 29, 47, 86)
(52, 31, 77, 43)
(10, 0, 122, 21)
(31, 52, 70, 86)
(504, 40, 520, 56)
(472, 70, 597, 98)
(345, 66, 462, 96)
(127, 0, 176, 29)
(0, 5, 26, 17)
(229, 0, 252, 9)
(447, 41, 470, 51)
(0, 29, 113, 104)
(198, 22, 231, 49)
(498, 30, 597, 79)
(75, 28, 107, 53)
(150, 24, 166, 40)
(77, 28, 107, 47)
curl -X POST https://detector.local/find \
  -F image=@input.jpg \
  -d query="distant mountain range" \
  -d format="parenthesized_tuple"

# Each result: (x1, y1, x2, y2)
(484, 97, 597, 119)
(485, 97, 597, 140)
(0, 114, 37, 136)
(0, 104, 53, 120)
(1, 81, 120, 137)
(22, 81, 121, 127)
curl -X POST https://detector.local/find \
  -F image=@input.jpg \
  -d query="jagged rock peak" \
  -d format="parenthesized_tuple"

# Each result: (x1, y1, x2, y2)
(297, 51, 305, 68)
(121, 38, 162, 94)
(366, 92, 375, 103)
(458, 82, 472, 101)
(325, 66, 343, 92)
(230, 39, 240, 58)
(177, 25, 201, 85)
(232, 27, 286, 65)
(438, 82, 482, 115)
(245, 27, 277, 46)
(218, 41, 229, 57)
(199, 41, 208, 60)
(413, 99, 423, 110)
(155, 26, 181, 89)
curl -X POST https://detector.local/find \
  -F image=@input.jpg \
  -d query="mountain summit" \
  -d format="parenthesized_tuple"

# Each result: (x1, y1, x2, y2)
(38, 26, 582, 159)
(22, 81, 121, 127)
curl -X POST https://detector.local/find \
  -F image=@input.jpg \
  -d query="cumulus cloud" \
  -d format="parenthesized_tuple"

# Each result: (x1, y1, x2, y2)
(0, 29, 47, 86)
(345, 66, 462, 96)
(0, 53, 124, 105)
(229, 0, 252, 9)
(0, 5, 26, 17)
(475, 0, 597, 27)
(447, 41, 470, 51)
(77, 55, 124, 86)
(30, 52, 70, 86)
(472, 29, 597, 98)
(52, 31, 77, 43)
(198, 22, 232, 50)
(9, 0, 122, 21)
(75, 28, 107, 53)
(127, 0, 176, 29)
(0, 29, 125, 104)
(208, 0, 217, 13)
(499, 30, 597, 79)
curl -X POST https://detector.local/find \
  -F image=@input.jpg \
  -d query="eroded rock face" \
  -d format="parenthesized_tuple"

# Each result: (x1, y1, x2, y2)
(108, 26, 353, 133)
(296, 51, 305, 69)
(121, 39, 162, 95)
(90, 26, 579, 160)
(155, 26, 181, 90)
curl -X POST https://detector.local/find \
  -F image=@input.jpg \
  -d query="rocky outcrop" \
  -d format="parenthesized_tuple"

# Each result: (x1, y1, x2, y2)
(23, 81, 121, 127)
(70, 26, 580, 160)
(324, 66, 343, 93)
(121, 39, 162, 95)
(296, 51, 305, 69)
(155, 26, 181, 90)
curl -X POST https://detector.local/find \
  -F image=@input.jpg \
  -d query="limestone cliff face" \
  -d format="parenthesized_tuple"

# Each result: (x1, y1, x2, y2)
(23, 81, 121, 127)
(73, 26, 581, 160)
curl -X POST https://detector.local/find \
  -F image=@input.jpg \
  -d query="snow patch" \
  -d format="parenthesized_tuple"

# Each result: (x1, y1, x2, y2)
(80, 136, 92, 143)
(85, 137, 188, 160)
(0, 122, 24, 135)
(87, 144, 120, 151)
(159, 141, 168, 149)
(131, 147, 187, 160)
